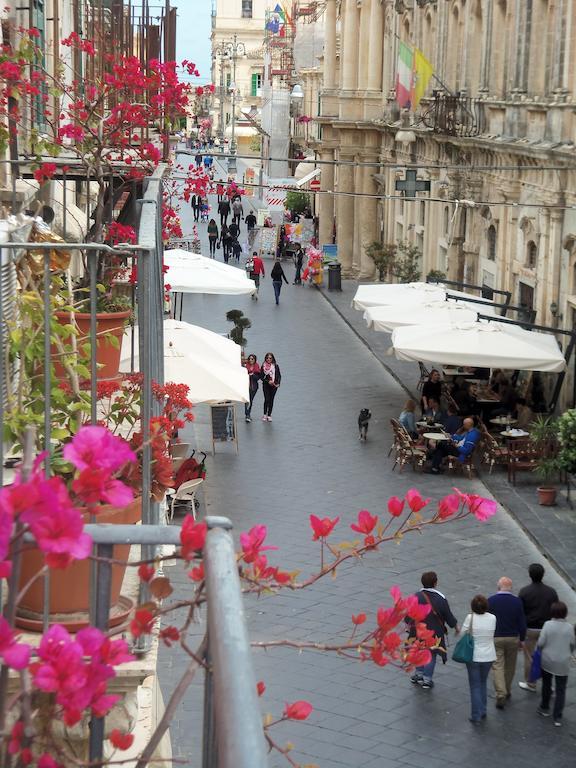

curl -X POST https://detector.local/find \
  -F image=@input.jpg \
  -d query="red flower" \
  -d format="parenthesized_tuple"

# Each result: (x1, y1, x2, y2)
(437, 493, 460, 520)
(352, 613, 366, 626)
(405, 489, 430, 513)
(387, 496, 405, 517)
(180, 517, 207, 560)
(405, 646, 432, 668)
(159, 626, 180, 647)
(130, 608, 155, 638)
(188, 561, 205, 581)
(256, 680, 266, 697)
(309, 514, 339, 541)
(350, 509, 378, 534)
(33, 162, 57, 185)
(109, 729, 135, 750)
(283, 700, 313, 720)
(240, 524, 277, 563)
(138, 564, 155, 582)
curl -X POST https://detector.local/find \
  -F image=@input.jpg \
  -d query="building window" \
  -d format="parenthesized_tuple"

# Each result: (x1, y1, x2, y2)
(487, 225, 497, 261)
(526, 240, 537, 268)
(242, 0, 253, 18)
(251, 72, 262, 97)
(226, 73, 231, 88)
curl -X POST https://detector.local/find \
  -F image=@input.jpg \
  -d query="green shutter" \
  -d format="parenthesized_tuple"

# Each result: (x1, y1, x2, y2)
(226, 73, 231, 88)
(251, 73, 258, 97)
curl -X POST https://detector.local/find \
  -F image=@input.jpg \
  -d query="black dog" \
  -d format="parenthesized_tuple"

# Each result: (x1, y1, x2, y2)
(358, 408, 372, 441)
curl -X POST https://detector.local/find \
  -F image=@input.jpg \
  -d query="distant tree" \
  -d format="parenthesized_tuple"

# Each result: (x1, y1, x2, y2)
(285, 190, 310, 216)
(393, 241, 422, 283)
(365, 242, 397, 282)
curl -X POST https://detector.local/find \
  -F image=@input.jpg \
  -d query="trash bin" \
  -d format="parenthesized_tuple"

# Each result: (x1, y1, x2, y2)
(328, 262, 342, 291)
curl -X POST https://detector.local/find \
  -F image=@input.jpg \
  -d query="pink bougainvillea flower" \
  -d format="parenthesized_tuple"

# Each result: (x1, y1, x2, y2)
(283, 700, 313, 721)
(256, 680, 266, 697)
(240, 524, 277, 563)
(180, 517, 207, 560)
(38, 755, 63, 768)
(387, 496, 405, 517)
(138, 563, 155, 583)
(437, 493, 460, 520)
(188, 561, 205, 582)
(0, 491, 14, 562)
(352, 613, 367, 626)
(453, 488, 497, 522)
(0, 617, 31, 670)
(72, 468, 134, 508)
(404, 595, 432, 622)
(63, 426, 136, 473)
(405, 645, 432, 668)
(309, 514, 340, 541)
(350, 509, 378, 534)
(405, 489, 430, 513)
(109, 729, 135, 750)
(159, 626, 180, 647)
(129, 609, 155, 638)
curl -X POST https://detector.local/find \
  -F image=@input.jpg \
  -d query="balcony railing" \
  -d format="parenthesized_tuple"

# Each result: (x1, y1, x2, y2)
(421, 92, 485, 138)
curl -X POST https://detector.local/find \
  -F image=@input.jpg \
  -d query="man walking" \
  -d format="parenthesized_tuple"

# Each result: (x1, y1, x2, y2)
(488, 577, 526, 709)
(232, 197, 244, 229)
(245, 210, 257, 247)
(518, 563, 558, 692)
(247, 251, 265, 299)
(408, 571, 458, 689)
(218, 197, 230, 227)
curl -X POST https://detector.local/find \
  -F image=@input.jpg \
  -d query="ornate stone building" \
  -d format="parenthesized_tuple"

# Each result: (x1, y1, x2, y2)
(317, 0, 576, 340)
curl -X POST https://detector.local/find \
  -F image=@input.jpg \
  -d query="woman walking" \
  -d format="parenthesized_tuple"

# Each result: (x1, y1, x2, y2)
(461, 594, 496, 724)
(243, 354, 260, 423)
(207, 218, 219, 258)
(537, 601, 576, 726)
(220, 223, 232, 263)
(270, 258, 289, 305)
(261, 352, 281, 421)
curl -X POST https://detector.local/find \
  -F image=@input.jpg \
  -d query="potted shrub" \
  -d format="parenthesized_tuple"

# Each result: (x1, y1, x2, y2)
(530, 415, 560, 506)
(226, 309, 251, 350)
(534, 457, 561, 506)
(557, 409, 576, 476)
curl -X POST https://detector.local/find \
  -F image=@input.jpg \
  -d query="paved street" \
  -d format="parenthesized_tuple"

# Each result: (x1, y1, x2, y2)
(157, 156, 576, 767)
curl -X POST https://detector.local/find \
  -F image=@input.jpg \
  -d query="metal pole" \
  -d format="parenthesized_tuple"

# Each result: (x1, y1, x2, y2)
(219, 52, 225, 144)
(203, 524, 267, 768)
(228, 35, 238, 174)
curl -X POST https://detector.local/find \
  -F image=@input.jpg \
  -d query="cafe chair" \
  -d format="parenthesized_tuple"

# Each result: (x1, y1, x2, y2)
(169, 478, 204, 522)
(444, 446, 477, 478)
(507, 438, 539, 485)
(392, 425, 426, 473)
(480, 431, 510, 474)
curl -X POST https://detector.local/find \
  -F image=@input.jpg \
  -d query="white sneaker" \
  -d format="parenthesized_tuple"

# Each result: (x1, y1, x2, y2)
(267, 416, 272, 422)
(519, 681, 537, 692)
(261, 416, 267, 421)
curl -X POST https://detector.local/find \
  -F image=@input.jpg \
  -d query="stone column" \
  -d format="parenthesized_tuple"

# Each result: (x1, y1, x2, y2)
(367, 0, 384, 91)
(358, 0, 371, 91)
(341, 0, 359, 91)
(318, 150, 335, 248)
(336, 155, 355, 274)
(358, 159, 379, 279)
(479, 0, 493, 92)
(324, 0, 337, 89)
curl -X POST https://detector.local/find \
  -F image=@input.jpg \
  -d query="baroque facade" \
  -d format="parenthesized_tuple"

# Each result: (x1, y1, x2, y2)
(316, 0, 576, 339)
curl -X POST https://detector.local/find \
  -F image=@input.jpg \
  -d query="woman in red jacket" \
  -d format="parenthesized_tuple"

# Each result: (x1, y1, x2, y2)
(243, 354, 261, 423)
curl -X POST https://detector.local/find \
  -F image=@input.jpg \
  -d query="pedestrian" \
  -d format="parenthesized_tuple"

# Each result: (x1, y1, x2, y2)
(228, 220, 240, 241)
(518, 563, 559, 692)
(243, 354, 261, 423)
(246, 250, 265, 299)
(537, 601, 575, 726)
(218, 197, 230, 227)
(270, 257, 289, 305)
(245, 210, 257, 247)
(293, 242, 304, 284)
(261, 352, 281, 421)
(195, 152, 202, 168)
(190, 193, 200, 223)
(487, 577, 527, 709)
(216, 181, 225, 202)
(203, 154, 213, 172)
(220, 223, 232, 263)
(232, 197, 244, 229)
(200, 198, 209, 223)
(460, 594, 497, 724)
(207, 218, 219, 258)
(231, 238, 242, 263)
(408, 571, 459, 689)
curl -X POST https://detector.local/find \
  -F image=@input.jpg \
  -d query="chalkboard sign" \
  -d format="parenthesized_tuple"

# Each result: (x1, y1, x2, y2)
(211, 402, 238, 453)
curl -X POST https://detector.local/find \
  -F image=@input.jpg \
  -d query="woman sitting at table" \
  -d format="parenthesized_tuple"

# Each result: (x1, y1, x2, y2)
(399, 399, 418, 438)
(421, 369, 442, 413)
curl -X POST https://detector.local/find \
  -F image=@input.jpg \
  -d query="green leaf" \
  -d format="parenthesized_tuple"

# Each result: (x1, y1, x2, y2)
(108, 334, 120, 349)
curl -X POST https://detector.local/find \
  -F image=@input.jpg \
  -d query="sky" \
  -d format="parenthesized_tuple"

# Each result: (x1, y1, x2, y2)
(176, 2, 213, 84)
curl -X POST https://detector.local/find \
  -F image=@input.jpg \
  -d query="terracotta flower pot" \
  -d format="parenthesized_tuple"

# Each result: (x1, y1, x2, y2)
(537, 486, 557, 507)
(54, 309, 131, 380)
(16, 496, 142, 632)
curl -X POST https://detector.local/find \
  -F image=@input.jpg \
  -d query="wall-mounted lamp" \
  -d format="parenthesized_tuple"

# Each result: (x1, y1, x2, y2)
(550, 301, 563, 320)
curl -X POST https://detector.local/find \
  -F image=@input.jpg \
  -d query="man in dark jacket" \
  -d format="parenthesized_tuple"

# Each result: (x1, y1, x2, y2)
(518, 563, 558, 692)
(218, 199, 230, 227)
(409, 571, 458, 689)
(488, 577, 527, 708)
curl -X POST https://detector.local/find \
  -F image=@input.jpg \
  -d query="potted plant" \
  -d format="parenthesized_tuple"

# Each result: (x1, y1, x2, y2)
(530, 415, 560, 506)
(226, 309, 251, 350)
(557, 409, 576, 476)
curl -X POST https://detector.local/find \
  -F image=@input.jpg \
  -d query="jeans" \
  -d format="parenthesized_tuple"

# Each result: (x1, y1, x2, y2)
(233, 213, 241, 228)
(466, 661, 493, 721)
(493, 636, 520, 700)
(541, 670, 568, 720)
(273, 280, 282, 304)
(220, 213, 228, 227)
(193, 206, 199, 222)
(263, 383, 277, 416)
(294, 264, 302, 284)
(245, 387, 258, 418)
(416, 651, 437, 683)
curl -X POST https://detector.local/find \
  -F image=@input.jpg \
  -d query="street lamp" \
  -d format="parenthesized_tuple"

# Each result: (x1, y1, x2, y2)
(213, 34, 246, 174)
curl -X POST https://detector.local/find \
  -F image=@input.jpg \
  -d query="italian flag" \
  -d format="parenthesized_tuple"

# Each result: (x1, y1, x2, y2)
(396, 41, 414, 109)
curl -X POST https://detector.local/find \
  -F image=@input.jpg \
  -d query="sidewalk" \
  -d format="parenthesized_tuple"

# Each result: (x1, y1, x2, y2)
(319, 278, 576, 591)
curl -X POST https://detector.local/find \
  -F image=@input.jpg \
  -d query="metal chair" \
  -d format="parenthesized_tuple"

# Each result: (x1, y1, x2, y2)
(169, 478, 204, 522)
(507, 438, 539, 485)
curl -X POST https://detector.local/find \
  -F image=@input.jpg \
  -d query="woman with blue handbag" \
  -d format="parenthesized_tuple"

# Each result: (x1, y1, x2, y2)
(458, 595, 496, 724)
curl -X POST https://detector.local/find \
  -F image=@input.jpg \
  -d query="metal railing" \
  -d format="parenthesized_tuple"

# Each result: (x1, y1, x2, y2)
(421, 92, 486, 138)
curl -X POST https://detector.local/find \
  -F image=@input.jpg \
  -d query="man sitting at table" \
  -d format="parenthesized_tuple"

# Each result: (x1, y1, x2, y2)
(424, 397, 446, 425)
(442, 404, 462, 434)
(428, 416, 481, 474)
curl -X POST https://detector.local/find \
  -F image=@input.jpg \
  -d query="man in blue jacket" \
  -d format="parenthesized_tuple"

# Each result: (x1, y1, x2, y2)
(429, 416, 480, 473)
(488, 577, 527, 709)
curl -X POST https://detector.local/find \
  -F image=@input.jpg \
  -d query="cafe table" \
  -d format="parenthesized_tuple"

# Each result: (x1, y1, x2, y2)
(423, 432, 451, 442)
(490, 416, 518, 426)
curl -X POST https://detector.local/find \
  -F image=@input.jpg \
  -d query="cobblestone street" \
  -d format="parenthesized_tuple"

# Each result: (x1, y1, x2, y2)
(157, 155, 576, 767)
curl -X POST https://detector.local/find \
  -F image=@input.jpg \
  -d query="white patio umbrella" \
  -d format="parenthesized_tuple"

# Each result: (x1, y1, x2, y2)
(120, 320, 249, 403)
(164, 249, 256, 296)
(363, 300, 495, 333)
(352, 282, 445, 311)
(391, 320, 566, 373)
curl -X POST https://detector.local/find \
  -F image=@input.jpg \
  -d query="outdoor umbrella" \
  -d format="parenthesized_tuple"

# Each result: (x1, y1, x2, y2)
(352, 282, 445, 311)
(363, 300, 496, 333)
(164, 249, 256, 296)
(121, 320, 249, 403)
(391, 320, 566, 373)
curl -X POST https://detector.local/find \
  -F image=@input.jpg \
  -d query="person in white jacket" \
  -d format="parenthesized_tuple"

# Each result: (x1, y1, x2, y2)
(460, 594, 497, 723)
(537, 601, 576, 726)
